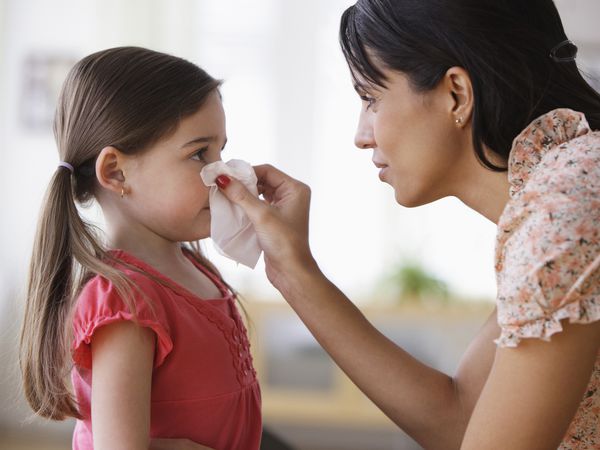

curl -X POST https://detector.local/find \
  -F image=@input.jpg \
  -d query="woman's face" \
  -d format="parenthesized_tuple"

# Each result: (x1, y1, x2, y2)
(353, 65, 470, 207)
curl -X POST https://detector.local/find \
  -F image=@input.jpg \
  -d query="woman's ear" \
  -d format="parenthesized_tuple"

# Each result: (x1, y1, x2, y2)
(444, 66, 474, 127)
(95, 146, 127, 195)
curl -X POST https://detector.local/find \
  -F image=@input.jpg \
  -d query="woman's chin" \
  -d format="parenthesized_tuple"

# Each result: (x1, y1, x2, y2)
(393, 186, 429, 208)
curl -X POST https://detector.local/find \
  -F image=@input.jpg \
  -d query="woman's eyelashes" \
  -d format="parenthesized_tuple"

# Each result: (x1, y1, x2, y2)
(360, 94, 377, 111)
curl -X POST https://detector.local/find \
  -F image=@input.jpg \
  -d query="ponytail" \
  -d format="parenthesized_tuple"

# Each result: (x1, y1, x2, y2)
(20, 166, 137, 420)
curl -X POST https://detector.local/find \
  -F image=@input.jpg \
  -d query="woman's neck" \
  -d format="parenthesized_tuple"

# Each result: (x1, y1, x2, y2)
(446, 142, 512, 224)
(455, 159, 511, 224)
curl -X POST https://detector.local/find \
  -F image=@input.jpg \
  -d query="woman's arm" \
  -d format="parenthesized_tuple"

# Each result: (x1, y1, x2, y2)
(461, 319, 600, 450)
(283, 265, 501, 449)
(219, 165, 500, 449)
(91, 321, 155, 450)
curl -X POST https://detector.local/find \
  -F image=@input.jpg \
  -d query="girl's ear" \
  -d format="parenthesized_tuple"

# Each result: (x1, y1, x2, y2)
(444, 66, 474, 127)
(95, 146, 127, 195)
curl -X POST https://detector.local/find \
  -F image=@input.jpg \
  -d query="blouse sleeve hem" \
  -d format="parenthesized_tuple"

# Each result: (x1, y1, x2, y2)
(72, 311, 174, 370)
(494, 296, 600, 348)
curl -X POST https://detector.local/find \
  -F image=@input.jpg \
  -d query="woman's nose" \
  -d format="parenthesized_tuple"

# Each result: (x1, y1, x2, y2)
(354, 111, 375, 149)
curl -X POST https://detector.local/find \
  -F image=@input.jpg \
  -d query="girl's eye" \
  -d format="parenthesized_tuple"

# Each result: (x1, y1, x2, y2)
(360, 95, 377, 111)
(191, 146, 209, 162)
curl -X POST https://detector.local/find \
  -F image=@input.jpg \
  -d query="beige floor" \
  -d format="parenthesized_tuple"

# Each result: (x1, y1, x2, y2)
(0, 434, 70, 450)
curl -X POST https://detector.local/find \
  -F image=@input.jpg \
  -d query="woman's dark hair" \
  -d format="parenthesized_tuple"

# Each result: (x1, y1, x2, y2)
(340, 0, 600, 170)
(20, 47, 223, 421)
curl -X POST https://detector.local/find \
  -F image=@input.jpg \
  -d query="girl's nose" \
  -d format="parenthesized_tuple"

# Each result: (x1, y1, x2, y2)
(354, 110, 375, 149)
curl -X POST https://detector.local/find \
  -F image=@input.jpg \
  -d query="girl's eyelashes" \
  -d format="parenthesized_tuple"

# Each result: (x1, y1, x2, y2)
(190, 146, 209, 163)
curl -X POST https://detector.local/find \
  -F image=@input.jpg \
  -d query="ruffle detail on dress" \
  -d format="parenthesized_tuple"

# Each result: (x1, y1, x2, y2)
(495, 295, 600, 348)
(507, 109, 590, 197)
(72, 311, 174, 369)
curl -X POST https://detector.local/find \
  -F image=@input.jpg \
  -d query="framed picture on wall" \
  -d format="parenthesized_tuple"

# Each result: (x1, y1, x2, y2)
(18, 52, 77, 132)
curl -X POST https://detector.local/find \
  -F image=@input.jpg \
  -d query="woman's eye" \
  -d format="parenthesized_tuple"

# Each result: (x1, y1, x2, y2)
(191, 146, 209, 162)
(360, 95, 377, 110)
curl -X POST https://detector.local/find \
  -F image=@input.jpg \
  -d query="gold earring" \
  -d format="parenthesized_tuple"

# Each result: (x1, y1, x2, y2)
(455, 117, 463, 125)
(121, 171, 126, 198)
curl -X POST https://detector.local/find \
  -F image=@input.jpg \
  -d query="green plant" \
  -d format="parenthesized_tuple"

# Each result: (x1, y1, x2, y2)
(382, 259, 449, 304)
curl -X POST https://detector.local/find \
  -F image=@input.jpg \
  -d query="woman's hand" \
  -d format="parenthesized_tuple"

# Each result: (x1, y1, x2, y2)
(217, 164, 318, 289)
(149, 438, 214, 450)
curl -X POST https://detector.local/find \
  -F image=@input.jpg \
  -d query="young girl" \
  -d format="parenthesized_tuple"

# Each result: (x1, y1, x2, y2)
(19, 47, 261, 450)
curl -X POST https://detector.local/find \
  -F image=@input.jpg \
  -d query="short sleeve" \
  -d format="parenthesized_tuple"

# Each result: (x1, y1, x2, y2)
(72, 272, 174, 369)
(495, 144, 600, 347)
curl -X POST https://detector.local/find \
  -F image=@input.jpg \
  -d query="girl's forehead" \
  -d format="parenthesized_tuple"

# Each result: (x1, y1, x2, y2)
(160, 102, 226, 149)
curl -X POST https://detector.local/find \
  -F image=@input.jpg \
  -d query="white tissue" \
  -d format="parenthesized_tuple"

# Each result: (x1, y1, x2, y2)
(200, 159, 262, 268)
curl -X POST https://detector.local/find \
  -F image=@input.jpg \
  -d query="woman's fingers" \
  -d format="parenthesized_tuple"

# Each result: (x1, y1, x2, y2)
(216, 164, 315, 286)
(219, 164, 310, 231)
(217, 175, 270, 225)
(253, 163, 291, 190)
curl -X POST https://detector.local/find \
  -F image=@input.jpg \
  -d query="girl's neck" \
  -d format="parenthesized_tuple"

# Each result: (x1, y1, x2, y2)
(107, 226, 189, 271)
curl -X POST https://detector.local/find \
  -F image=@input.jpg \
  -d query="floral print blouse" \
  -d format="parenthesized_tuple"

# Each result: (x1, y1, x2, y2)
(495, 109, 599, 449)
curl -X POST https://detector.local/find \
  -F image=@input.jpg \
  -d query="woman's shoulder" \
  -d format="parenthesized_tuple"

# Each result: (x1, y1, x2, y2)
(508, 108, 600, 199)
(500, 108, 600, 245)
(495, 109, 600, 347)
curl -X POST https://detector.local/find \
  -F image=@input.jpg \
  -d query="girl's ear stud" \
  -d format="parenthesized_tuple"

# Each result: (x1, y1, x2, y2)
(455, 117, 463, 125)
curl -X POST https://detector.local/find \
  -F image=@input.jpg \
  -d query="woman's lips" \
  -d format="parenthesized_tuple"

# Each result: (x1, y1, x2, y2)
(373, 161, 389, 181)
(378, 166, 388, 181)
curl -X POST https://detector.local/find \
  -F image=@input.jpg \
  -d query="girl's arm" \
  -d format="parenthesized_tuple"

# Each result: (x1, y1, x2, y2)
(91, 322, 216, 450)
(461, 319, 600, 450)
(91, 321, 155, 450)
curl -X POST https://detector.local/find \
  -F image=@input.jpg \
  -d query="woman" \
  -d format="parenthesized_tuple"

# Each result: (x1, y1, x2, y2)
(215, 0, 600, 448)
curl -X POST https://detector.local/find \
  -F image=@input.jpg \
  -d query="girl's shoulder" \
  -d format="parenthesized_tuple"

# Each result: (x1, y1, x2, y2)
(72, 252, 173, 370)
(75, 251, 166, 316)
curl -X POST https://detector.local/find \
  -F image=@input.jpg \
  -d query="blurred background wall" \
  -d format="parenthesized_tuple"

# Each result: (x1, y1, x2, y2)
(0, 1, 598, 449)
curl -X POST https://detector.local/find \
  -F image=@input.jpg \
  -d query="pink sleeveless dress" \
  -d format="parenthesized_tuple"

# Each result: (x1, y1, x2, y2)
(70, 248, 261, 450)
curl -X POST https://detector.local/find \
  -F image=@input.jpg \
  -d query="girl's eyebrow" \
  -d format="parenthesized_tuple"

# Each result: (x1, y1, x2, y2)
(181, 136, 228, 151)
(181, 136, 215, 149)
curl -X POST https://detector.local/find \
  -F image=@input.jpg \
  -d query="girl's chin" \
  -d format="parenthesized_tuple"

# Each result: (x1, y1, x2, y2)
(186, 224, 211, 242)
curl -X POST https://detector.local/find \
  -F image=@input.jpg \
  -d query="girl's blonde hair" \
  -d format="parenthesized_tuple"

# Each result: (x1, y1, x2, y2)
(20, 47, 222, 420)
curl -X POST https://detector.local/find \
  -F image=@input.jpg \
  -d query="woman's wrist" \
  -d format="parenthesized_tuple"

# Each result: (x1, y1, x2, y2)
(277, 258, 325, 302)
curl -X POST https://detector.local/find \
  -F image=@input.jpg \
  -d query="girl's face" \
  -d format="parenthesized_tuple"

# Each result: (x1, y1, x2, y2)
(124, 91, 226, 242)
(353, 66, 470, 207)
